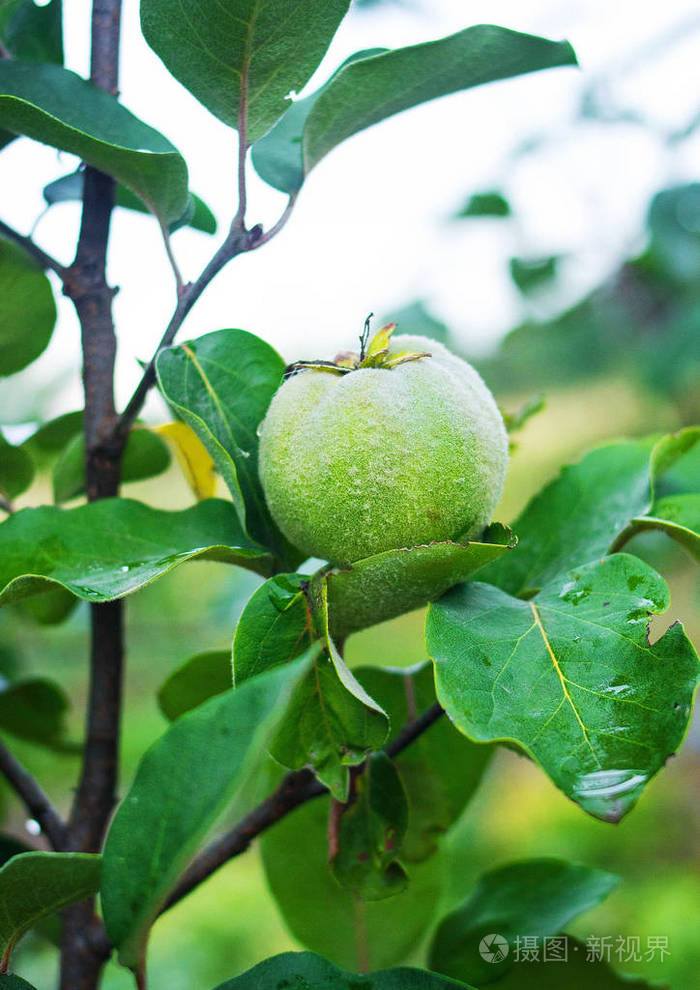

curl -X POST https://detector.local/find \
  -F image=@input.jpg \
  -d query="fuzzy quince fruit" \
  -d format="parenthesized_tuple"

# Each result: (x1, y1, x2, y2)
(259, 326, 508, 566)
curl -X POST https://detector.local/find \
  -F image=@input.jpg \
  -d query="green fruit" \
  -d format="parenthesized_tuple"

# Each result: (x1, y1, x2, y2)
(259, 332, 508, 566)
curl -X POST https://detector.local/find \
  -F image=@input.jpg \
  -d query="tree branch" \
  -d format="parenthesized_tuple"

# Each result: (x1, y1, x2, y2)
(385, 701, 445, 755)
(161, 702, 444, 913)
(231, 44, 250, 230)
(0, 738, 67, 849)
(162, 768, 323, 912)
(0, 218, 66, 277)
(115, 224, 258, 435)
(88, 0, 122, 95)
(59, 2, 124, 988)
(158, 218, 185, 298)
(67, 601, 124, 850)
(247, 193, 297, 249)
(608, 518, 652, 554)
(115, 193, 298, 434)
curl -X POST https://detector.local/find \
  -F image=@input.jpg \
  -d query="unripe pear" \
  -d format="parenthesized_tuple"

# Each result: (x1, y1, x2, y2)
(259, 331, 508, 566)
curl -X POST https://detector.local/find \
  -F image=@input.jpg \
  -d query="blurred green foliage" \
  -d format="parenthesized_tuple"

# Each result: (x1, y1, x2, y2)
(476, 183, 700, 422)
(456, 190, 511, 218)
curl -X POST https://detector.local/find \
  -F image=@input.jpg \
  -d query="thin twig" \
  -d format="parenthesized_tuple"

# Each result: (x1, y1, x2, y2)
(118, 66, 252, 427)
(232, 130, 248, 231)
(134, 957, 148, 990)
(0, 496, 13, 515)
(1, 941, 13, 974)
(0, 218, 66, 277)
(0, 738, 67, 849)
(158, 219, 185, 298)
(231, 47, 249, 229)
(29, 205, 50, 239)
(161, 702, 444, 913)
(161, 768, 324, 912)
(608, 519, 648, 554)
(115, 225, 252, 435)
(385, 701, 444, 756)
(247, 193, 297, 249)
(115, 193, 298, 434)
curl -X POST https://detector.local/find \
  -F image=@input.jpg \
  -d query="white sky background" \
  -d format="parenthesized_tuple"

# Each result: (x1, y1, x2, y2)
(2, 0, 700, 425)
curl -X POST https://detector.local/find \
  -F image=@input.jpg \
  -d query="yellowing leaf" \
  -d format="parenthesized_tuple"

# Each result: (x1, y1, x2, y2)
(365, 322, 396, 360)
(156, 422, 216, 499)
(360, 324, 431, 370)
(382, 350, 431, 369)
(333, 351, 359, 369)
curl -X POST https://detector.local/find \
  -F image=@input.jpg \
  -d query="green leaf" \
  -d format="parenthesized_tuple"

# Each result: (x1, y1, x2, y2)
(616, 495, 700, 561)
(0, 61, 188, 223)
(13, 585, 78, 626)
(0, 129, 16, 153)
(326, 525, 515, 639)
(102, 656, 309, 969)
(250, 90, 311, 193)
(163, 191, 216, 234)
(52, 428, 171, 503)
(502, 395, 545, 435)
(269, 579, 388, 800)
(509, 256, 559, 295)
(303, 26, 577, 175)
(213, 951, 473, 989)
(0, 677, 69, 748)
(20, 411, 82, 468)
(0, 837, 30, 867)
(0, 839, 65, 952)
(156, 329, 292, 558)
(0, 431, 34, 501)
(251, 48, 385, 193)
(0, 974, 39, 989)
(479, 436, 669, 597)
(0, 237, 56, 377)
(653, 427, 700, 497)
(270, 657, 386, 801)
(355, 664, 492, 862)
(42, 171, 217, 234)
(0, 852, 100, 962)
(643, 494, 700, 558)
(491, 936, 655, 988)
(428, 859, 617, 986)
(254, 28, 576, 193)
(1, 0, 62, 65)
(157, 650, 232, 721)
(140, 0, 350, 141)
(427, 554, 700, 822)
(0, 497, 272, 608)
(331, 752, 408, 901)
(233, 572, 312, 684)
(456, 190, 511, 219)
(261, 797, 445, 971)
(0, 835, 62, 952)
(610, 428, 700, 559)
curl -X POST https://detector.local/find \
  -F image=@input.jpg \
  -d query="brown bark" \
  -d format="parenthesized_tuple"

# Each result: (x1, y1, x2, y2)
(59, 3, 124, 988)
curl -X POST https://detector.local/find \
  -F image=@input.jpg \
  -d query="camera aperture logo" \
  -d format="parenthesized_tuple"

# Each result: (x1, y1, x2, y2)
(479, 933, 510, 964)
